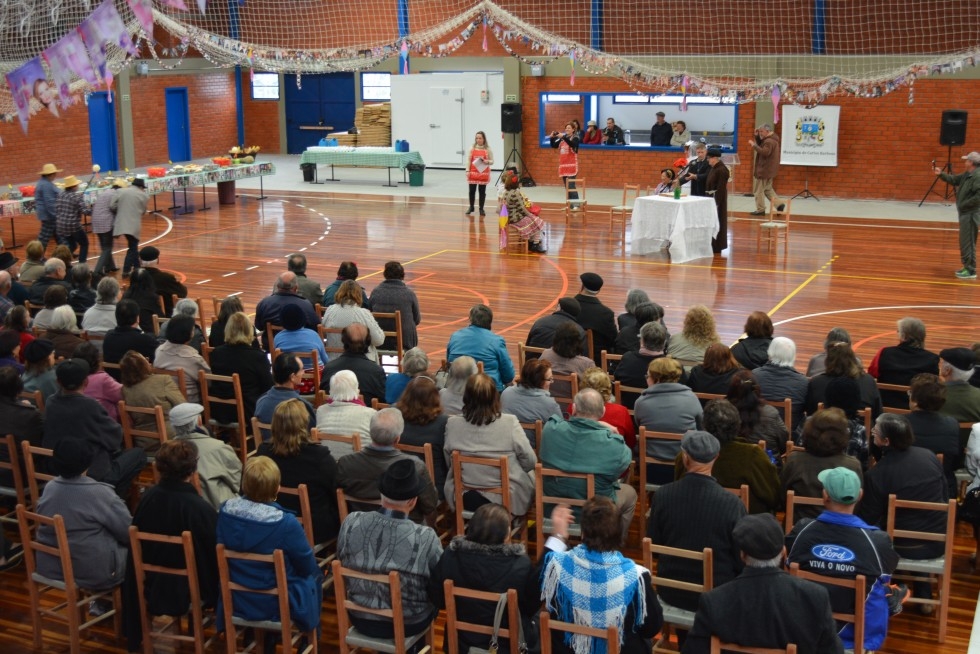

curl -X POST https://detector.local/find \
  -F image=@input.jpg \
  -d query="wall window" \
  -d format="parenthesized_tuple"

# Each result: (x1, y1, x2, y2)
(543, 93, 581, 103)
(251, 72, 280, 100)
(361, 72, 391, 101)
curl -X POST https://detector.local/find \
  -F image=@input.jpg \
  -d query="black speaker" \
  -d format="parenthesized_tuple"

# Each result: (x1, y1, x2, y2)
(501, 103, 523, 134)
(940, 110, 968, 146)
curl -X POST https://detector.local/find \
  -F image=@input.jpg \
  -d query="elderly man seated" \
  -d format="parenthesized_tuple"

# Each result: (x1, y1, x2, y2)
(254, 271, 320, 349)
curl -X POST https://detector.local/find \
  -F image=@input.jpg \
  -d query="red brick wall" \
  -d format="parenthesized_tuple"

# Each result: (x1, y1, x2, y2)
(243, 73, 280, 152)
(1, 102, 96, 184)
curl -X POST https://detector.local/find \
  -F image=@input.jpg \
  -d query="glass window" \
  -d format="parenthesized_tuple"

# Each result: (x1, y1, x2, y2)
(362, 72, 391, 101)
(543, 93, 581, 103)
(251, 72, 279, 101)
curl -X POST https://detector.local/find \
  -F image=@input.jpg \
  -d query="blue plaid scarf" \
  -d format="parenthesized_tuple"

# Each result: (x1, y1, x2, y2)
(542, 545, 647, 654)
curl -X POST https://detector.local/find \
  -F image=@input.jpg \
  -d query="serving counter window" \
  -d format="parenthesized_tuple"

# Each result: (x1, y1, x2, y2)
(538, 92, 739, 153)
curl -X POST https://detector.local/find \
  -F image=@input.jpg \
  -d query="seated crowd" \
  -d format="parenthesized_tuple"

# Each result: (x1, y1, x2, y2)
(0, 256, 973, 653)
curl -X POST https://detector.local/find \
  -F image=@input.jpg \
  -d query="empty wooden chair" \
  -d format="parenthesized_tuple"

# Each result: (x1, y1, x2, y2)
(21, 441, 55, 510)
(332, 559, 434, 654)
(372, 309, 405, 372)
(609, 183, 642, 235)
(16, 504, 123, 654)
(277, 483, 337, 588)
(757, 198, 791, 252)
(563, 178, 588, 223)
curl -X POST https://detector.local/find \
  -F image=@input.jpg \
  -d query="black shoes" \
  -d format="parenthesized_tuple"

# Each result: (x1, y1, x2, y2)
(749, 210, 766, 216)
(465, 207, 474, 216)
(529, 241, 547, 253)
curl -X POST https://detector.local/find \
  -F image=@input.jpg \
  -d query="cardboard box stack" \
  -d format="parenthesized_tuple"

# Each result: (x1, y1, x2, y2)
(332, 102, 391, 147)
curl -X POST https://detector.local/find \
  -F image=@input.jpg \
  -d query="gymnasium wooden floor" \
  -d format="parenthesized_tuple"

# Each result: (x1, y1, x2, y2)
(1, 185, 978, 652)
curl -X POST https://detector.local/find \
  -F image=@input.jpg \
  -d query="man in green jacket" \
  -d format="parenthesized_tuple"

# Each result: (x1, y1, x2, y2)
(540, 388, 635, 542)
(934, 151, 980, 279)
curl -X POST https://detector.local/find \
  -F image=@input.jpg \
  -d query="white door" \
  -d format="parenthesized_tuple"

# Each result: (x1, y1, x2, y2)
(428, 87, 464, 166)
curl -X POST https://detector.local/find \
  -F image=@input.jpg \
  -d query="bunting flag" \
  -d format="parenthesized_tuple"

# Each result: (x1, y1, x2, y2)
(197, 0, 208, 14)
(5, 58, 49, 132)
(127, 0, 154, 35)
(400, 40, 409, 74)
(44, 31, 97, 108)
(482, 16, 488, 51)
(681, 75, 689, 111)
(79, 0, 137, 90)
(771, 85, 781, 123)
(569, 50, 575, 86)
(159, 0, 189, 10)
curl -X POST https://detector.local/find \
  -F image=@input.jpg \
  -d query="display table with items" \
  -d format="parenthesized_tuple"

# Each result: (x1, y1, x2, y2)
(631, 195, 719, 262)
(0, 161, 275, 246)
(300, 146, 424, 187)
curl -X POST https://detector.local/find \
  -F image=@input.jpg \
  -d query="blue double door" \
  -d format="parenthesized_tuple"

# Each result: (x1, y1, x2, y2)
(284, 73, 356, 154)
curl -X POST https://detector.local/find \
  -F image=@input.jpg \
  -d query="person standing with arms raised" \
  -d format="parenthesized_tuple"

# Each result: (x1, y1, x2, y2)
(934, 152, 980, 279)
(748, 124, 781, 216)
(550, 122, 580, 204)
(465, 131, 494, 217)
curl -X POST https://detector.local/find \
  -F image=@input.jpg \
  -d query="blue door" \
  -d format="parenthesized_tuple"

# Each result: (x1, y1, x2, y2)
(284, 73, 355, 153)
(165, 87, 192, 162)
(87, 91, 119, 171)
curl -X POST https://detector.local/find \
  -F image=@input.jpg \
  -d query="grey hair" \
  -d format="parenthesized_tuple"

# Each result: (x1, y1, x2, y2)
(469, 304, 493, 330)
(744, 553, 783, 568)
(573, 388, 606, 420)
(328, 370, 360, 401)
(759, 124, 773, 131)
(446, 356, 478, 394)
(897, 317, 926, 349)
(640, 321, 668, 351)
(49, 305, 78, 331)
(624, 289, 650, 315)
(402, 347, 429, 376)
(942, 362, 973, 383)
(173, 422, 198, 439)
(287, 253, 307, 274)
(370, 407, 404, 446)
(172, 298, 199, 318)
(823, 326, 851, 350)
(0, 271, 10, 291)
(96, 276, 120, 304)
(767, 337, 797, 367)
(43, 258, 65, 275)
(276, 272, 298, 292)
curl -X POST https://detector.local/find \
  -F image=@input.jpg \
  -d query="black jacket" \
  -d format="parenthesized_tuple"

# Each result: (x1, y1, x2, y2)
(42, 391, 123, 481)
(906, 410, 961, 496)
(729, 337, 771, 370)
(429, 538, 540, 654)
(526, 310, 584, 350)
(319, 352, 388, 406)
(0, 396, 43, 487)
(574, 294, 617, 365)
(208, 343, 274, 423)
(685, 366, 738, 396)
(28, 276, 70, 305)
(256, 442, 340, 543)
(650, 122, 673, 146)
(103, 326, 159, 378)
(145, 268, 188, 315)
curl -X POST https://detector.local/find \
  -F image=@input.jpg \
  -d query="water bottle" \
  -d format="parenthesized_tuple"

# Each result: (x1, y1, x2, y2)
(625, 129, 631, 145)
(673, 185, 681, 200)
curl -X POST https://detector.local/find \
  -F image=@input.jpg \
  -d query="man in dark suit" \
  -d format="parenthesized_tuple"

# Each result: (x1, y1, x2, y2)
(682, 514, 844, 653)
(319, 323, 387, 405)
(574, 272, 617, 365)
(525, 297, 584, 350)
(139, 246, 188, 315)
(102, 299, 159, 378)
(615, 321, 668, 410)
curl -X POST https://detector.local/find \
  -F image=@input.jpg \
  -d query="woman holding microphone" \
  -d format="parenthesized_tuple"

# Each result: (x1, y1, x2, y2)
(549, 123, 580, 204)
(466, 131, 494, 216)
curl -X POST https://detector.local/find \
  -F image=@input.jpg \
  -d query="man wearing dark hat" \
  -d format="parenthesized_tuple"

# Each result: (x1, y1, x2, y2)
(787, 467, 905, 652)
(938, 346, 980, 446)
(648, 430, 746, 613)
(42, 357, 146, 498)
(139, 245, 187, 315)
(336, 407, 439, 521)
(650, 111, 672, 146)
(337, 454, 442, 643)
(705, 146, 730, 253)
(683, 514, 843, 653)
(111, 177, 148, 277)
(54, 175, 90, 264)
(574, 272, 617, 365)
(34, 163, 63, 252)
(91, 178, 126, 276)
(525, 296, 586, 350)
(35, 438, 132, 593)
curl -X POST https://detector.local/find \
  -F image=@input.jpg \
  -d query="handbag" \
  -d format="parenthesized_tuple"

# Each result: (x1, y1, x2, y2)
(478, 591, 526, 654)
(958, 486, 980, 524)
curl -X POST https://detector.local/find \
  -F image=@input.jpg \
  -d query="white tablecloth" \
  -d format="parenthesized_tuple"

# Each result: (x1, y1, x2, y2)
(632, 195, 719, 262)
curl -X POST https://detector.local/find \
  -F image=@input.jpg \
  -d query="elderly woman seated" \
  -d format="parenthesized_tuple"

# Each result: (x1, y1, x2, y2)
(316, 369, 376, 458)
(439, 355, 477, 416)
(41, 305, 85, 360)
(158, 298, 205, 353)
(385, 346, 431, 405)
(501, 358, 562, 449)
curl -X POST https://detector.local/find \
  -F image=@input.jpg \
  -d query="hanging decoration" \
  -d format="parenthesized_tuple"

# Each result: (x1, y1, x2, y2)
(681, 75, 688, 111)
(400, 40, 409, 74)
(771, 84, 781, 123)
(482, 15, 488, 52)
(44, 31, 97, 108)
(5, 58, 51, 132)
(569, 49, 575, 86)
(127, 0, 154, 36)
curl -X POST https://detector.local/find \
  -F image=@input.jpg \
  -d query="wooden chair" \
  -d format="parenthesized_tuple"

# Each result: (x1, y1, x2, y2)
(332, 559, 434, 654)
(876, 382, 911, 411)
(152, 365, 188, 399)
(371, 398, 391, 410)
(336, 486, 383, 523)
(21, 441, 55, 511)
(264, 322, 285, 353)
(517, 342, 545, 373)
(394, 441, 453, 542)
(313, 428, 363, 461)
(694, 391, 725, 407)
(709, 638, 797, 654)
(277, 483, 337, 588)
(783, 490, 825, 534)
(520, 419, 544, 457)
(16, 504, 124, 654)
(885, 493, 956, 643)
(642, 538, 713, 654)
(609, 183, 642, 235)
(534, 464, 595, 560)
(372, 309, 405, 372)
(119, 401, 168, 453)
(549, 371, 579, 414)
(444, 581, 521, 654)
(128, 526, 214, 654)
(769, 397, 793, 440)
(18, 388, 45, 412)
(788, 562, 866, 654)
(250, 416, 271, 453)
(0, 434, 27, 525)
(317, 324, 347, 360)
(723, 483, 750, 511)
(151, 314, 166, 336)
(637, 427, 685, 522)
(504, 220, 531, 254)
(216, 544, 318, 654)
(563, 178, 588, 223)
(272, 348, 322, 398)
(757, 197, 791, 252)
(25, 300, 44, 317)
(540, 611, 618, 654)
(198, 371, 249, 465)
(451, 451, 524, 541)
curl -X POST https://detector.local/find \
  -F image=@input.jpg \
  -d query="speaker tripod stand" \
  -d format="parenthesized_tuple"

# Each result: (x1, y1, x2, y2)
(496, 133, 536, 187)
(919, 145, 956, 206)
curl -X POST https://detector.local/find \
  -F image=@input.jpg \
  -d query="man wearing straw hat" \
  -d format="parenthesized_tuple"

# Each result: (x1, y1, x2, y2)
(34, 163, 63, 252)
(54, 174, 90, 264)
(91, 178, 127, 276)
